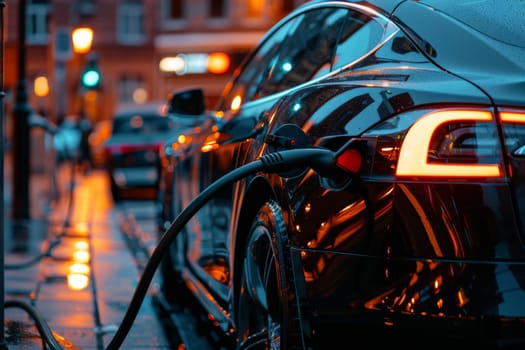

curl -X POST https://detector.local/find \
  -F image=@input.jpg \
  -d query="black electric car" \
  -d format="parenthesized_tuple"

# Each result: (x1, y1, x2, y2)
(156, 1, 525, 348)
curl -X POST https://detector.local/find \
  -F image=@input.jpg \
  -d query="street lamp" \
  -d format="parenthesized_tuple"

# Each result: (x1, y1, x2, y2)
(12, 0, 31, 220)
(72, 27, 102, 123)
(71, 27, 93, 54)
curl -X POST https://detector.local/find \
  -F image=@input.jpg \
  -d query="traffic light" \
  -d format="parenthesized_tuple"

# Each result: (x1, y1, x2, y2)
(81, 57, 101, 89)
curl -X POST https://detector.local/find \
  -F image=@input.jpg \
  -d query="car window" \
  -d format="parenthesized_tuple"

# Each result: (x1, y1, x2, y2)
(255, 8, 348, 99)
(332, 10, 385, 71)
(220, 8, 348, 112)
(112, 114, 172, 135)
(221, 16, 300, 112)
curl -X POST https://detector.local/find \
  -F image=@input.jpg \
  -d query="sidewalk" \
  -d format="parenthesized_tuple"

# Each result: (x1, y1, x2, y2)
(3, 155, 172, 349)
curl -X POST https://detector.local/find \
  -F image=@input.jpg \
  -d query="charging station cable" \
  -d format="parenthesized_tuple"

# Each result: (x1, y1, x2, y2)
(3, 144, 359, 350)
(106, 147, 341, 349)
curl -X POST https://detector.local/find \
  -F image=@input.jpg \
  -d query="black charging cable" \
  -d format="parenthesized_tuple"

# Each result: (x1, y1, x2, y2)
(106, 147, 336, 349)
(4, 147, 340, 349)
(4, 300, 64, 349)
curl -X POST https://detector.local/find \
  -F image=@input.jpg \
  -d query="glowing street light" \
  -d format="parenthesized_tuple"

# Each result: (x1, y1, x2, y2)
(33, 75, 49, 97)
(71, 27, 94, 54)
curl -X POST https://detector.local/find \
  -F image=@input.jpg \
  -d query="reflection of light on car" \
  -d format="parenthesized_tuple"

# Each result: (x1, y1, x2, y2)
(304, 202, 311, 214)
(434, 276, 442, 291)
(282, 61, 292, 72)
(158, 104, 168, 115)
(230, 95, 242, 111)
(201, 141, 218, 153)
(201, 132, 220, 152)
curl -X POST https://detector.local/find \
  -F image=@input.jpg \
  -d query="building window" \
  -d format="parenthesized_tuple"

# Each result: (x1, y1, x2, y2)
(117, 0, 146, 45)
(26, 0, 50, 45)
(160, 0, 187, 29)
(169, 0, 184, 19)
(74, 0, 96, 16)
(118, 76, 147, 104)
(209, 0, 225, 18)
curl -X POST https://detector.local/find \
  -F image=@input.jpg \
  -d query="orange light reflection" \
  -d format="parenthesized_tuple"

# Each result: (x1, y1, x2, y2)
(67, 273, 89, 290)
(73, 250, 90, 263)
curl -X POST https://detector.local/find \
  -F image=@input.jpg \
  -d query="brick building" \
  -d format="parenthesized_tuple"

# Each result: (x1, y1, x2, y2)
(3, 0, 303, 127)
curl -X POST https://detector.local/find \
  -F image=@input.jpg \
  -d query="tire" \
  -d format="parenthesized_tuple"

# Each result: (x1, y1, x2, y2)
(235, 200, 302, 350)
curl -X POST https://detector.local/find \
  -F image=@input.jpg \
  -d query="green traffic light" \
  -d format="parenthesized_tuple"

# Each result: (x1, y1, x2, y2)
(82, 70, 100, 88)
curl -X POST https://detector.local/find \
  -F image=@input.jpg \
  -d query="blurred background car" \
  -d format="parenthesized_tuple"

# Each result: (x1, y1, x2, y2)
(156, 0, 525, 349)
(103, 102, 175, 202)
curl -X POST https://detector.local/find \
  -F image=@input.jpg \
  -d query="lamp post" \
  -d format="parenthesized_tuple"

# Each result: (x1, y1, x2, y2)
(71, 26, 93, 54)
(71, 26, 94, 116)
(1, 0, 7, 347)
(12, 0, 30, 220)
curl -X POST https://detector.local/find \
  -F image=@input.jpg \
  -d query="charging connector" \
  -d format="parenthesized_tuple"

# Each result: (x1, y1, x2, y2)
(107, 143, 362, 349)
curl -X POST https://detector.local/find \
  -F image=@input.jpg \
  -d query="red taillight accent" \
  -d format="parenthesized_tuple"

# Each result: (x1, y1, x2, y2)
(396, 110, 503, 178)
(336, 148, 362, 173)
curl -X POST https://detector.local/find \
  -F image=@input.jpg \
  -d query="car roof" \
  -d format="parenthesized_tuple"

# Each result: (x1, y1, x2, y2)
(114, 102, 168, 118)
(411, 0, 525, 47)
(306, 0, 525, 48)
(304, 0, 404, 14)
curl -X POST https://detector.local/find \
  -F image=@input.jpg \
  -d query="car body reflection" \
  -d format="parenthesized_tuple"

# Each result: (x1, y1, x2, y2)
(156, 1, 525, 348)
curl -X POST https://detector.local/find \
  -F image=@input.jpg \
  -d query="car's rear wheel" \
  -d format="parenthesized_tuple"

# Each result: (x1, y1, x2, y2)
(235, 200, 302, 350)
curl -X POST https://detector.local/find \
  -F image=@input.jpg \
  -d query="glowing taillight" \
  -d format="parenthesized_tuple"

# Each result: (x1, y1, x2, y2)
(500, 111, 525, 123)
(396, 110, 503, 178)
(499, 110, 525, 157)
